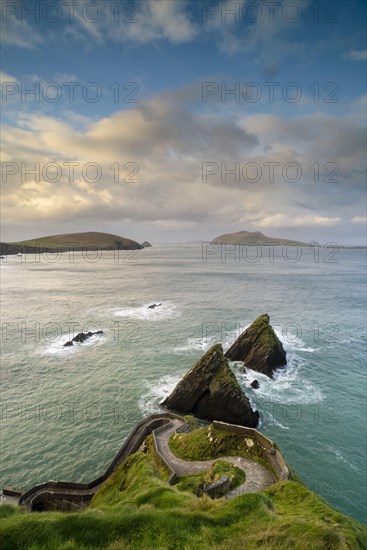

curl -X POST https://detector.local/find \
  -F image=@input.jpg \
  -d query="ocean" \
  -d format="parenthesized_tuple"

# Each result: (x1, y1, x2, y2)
(1, 244, 366, 523)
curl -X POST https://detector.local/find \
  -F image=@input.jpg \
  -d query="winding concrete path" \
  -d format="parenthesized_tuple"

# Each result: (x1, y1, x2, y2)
(5, 414, 276, 511)
(155, 419, 274, 497)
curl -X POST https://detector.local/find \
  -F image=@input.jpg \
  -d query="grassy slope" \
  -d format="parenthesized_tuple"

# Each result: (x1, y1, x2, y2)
(0, 431, 365, 550)
(211, 230, 309, 246)
(11, 232, 141, 249)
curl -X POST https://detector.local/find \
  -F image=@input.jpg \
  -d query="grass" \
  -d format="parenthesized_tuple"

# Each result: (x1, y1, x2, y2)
(145, 435, 171, 482)
(169, 423, 274, 474)
(183, 415, 201, 429)
(1, 434, 365, 549)
(208, 350, 242, 393)
(174, 460, 246, 496)
(247, 314, 280, 352)
(211, 230, 309, 247)
(10, 231, 141, 250)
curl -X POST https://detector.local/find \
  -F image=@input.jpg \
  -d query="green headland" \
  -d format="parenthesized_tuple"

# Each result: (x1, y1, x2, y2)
(1, 419, 365, 550)
(0, 232, 143, 253)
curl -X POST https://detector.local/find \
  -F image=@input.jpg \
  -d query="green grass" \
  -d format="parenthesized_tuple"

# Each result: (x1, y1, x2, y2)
(211, 230, 309, 247)
(183, 415, 201, 430)
(169, 424, 274, 474)
(11, 231, 141, 250)
(174, 460, 246, 496)
(1, 439, 365, 549)
(208, 349, 241, 393)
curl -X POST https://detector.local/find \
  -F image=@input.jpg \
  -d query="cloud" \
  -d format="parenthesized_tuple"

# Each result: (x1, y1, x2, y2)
(344, 50, 367, 61)
(71, 0, 197, 46)
(0, 85, 365, 239)
(255, 213, 341, 228)
(203, 0, 311, 67)
(351, 217, 367, 224)
(240, 112, 366, 184)
(0, 13, 43, 48)
(0, 71, 19, 84)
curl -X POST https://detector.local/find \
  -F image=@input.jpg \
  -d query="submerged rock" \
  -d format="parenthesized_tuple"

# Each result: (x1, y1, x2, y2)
(63, 330, 103, 347)
(251, 380, 260, 389)
(161, 343, 259, 427)
(225, 314, 286, 378)
(142, 241, 152, 248)
(147, 303, 161, 309)
(72, 332, 87, 343)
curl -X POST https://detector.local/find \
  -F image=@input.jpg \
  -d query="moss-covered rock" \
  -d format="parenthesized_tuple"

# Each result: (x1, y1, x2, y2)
(161, 344, 259, 427)
(225, 314, 286, 378)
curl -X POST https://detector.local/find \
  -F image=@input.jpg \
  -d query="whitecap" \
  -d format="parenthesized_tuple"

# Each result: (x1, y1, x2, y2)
(239, 360, 324, 405)
(258, 410, 290, 430)
(325, 444, 359, 471)
(173, 335, 216, 353)
(42, 332, 105, 356)
(138, 374, 182, 415)
(114, 301, 179, 321)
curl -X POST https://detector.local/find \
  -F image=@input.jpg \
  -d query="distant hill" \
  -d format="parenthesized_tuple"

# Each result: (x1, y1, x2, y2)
(0, 232, 143, 254)
(211, 230, 310, 247)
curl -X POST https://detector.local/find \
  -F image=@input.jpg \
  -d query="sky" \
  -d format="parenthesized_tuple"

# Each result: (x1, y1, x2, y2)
(0, 0, 366, 244)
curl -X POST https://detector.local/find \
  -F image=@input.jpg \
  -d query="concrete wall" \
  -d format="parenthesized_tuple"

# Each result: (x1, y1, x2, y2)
(17, 413, 288, 512)
(152, 425, 177, 485)
(18, 413, 182, 510)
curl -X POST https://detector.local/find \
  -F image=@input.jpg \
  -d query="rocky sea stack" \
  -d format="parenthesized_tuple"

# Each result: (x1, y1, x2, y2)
(161, 343, 259, 427)
(225, 314, 286, 378)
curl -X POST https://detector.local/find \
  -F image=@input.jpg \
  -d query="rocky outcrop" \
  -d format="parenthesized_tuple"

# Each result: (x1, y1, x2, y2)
(251, 380, 260, 389)
(63, 331, 103, 347)
(202, 475, 231, 499)
(161, 344, 259, 427)
(225, 314, 286, 378)
(147, 303, 161, 309)
(142, 241, 152, 248)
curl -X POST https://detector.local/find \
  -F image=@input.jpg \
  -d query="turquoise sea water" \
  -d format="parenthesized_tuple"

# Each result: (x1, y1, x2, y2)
(1, 244, 366, 523)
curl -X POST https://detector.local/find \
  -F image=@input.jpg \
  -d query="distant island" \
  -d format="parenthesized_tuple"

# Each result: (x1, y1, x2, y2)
(211, 230, 310, 247)
(0, 232, 145, 255)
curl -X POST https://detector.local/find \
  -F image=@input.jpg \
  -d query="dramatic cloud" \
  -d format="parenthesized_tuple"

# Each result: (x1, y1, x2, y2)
(1, 84, 365, 243)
